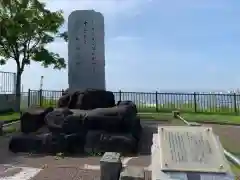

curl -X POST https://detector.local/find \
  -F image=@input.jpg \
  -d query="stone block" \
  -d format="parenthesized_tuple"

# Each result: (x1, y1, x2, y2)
(172, 111, 180, 118)
(189, 122, 201, 126)
(85, 130, 104, 153)
(100, 152, 122, 180)
(120, 166, 144, 180)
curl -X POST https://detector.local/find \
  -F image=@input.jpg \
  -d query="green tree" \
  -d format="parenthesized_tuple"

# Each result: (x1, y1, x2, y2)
(0, 0, 67, 111)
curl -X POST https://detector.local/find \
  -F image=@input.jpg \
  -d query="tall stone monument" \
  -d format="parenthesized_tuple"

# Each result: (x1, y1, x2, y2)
(68, 10, 105, 91)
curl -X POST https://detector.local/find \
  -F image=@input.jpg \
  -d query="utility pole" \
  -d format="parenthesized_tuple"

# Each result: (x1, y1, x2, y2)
(40, 76, 44, 90)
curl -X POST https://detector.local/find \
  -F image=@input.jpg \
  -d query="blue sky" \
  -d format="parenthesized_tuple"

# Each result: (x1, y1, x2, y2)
(1, 0, 240, 92)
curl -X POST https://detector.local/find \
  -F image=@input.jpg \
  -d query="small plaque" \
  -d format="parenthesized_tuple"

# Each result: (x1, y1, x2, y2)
(158, 126, 230, 173)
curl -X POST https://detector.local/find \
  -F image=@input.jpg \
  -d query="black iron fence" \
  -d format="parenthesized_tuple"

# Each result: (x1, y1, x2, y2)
(19, 89, 240, 114)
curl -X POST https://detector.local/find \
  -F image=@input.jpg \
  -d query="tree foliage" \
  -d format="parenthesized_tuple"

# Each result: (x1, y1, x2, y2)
(0, 0, 67, 110)
(0, 0, 67, 71)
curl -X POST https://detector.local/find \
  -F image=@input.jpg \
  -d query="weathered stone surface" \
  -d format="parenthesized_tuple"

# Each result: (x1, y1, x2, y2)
(98, 133, 138, 154)
(85, 131, 138, 154)
(120, 166, 144, 180)
(100, 152, 122, 180)
(85, 130, 104, 153)
(0, 165, 42, 180)
(68, 10, 105, 91)
(155, 126, 232, 174)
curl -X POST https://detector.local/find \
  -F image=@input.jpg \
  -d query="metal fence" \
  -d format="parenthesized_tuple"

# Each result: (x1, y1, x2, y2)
(0, 71, 16, 94)
(19, 89, 240, 114)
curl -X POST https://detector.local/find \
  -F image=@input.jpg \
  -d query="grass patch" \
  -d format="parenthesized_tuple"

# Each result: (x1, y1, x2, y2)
(180, 113, 240, 124)
(0, 112, 20, 121)
(140, 112, 240, 124)
(138, 113, 171, 121)
(3, 126, 18, 134)
(230, 163, 240, 175)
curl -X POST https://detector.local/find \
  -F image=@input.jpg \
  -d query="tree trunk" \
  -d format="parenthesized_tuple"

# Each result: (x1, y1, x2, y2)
(15, 69, 21, 112)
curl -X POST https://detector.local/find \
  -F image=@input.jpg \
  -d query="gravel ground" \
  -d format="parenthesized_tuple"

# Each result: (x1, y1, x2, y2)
(32, 168, 101, 180)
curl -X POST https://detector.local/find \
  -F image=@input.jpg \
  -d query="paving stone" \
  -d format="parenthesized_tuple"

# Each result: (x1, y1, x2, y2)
(120, 166, 144, 180)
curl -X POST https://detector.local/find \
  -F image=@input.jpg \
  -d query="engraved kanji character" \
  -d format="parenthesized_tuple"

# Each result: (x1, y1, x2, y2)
(75, 53, 81, 59)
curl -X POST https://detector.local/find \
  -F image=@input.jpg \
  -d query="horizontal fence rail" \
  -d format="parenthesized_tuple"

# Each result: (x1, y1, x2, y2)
(17, 89, 240, 115)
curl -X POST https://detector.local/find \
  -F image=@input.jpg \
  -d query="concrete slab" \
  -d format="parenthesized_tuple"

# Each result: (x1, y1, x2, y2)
(0, 164, 42, 180)
(157, 126, 231, 173)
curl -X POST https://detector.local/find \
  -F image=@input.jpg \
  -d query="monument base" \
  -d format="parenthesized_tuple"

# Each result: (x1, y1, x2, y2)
(67, 87, 106, 93)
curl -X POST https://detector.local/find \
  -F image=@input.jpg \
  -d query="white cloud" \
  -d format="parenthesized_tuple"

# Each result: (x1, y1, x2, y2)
(43, 0, 149, 20)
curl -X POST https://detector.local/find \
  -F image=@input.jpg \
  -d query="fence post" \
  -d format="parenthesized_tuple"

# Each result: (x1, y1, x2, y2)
(233, 93, 237, 114)
(193, 92, 197, 113)
(0, 122, 3, 136)
(39, 89, 43, 107)
(155, 91, 159, 112)
(27, 89, 30, 107)
(13, 73, 16, 94)
(119, 90, 122, 102)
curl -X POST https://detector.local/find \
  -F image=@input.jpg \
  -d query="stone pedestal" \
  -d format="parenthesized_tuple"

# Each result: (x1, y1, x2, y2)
(172, 111, 180, 118)
(120, 166, 144, 180)
(100, 152, 122, 180)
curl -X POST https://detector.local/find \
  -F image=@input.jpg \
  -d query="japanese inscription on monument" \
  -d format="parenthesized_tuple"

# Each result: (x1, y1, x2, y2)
(68, 10, 106, 90)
